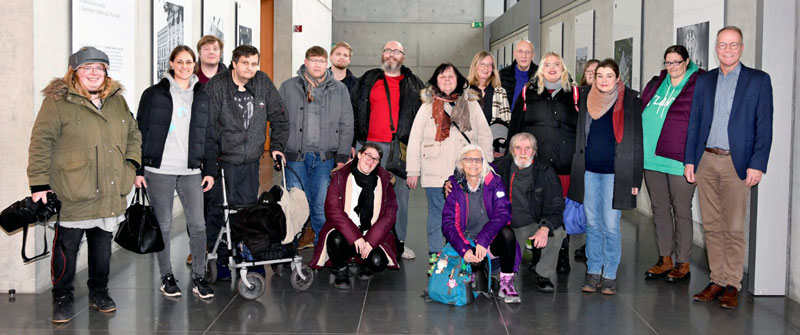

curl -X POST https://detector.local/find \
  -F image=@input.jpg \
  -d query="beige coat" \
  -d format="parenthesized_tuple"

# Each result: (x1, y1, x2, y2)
(406, 88, 493, 188)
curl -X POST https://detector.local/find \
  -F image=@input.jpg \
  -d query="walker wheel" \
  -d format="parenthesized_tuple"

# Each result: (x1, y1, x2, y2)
(237, 272, 266, 300)
(290, 265, 314, 291)
(207, 259, 218, 283)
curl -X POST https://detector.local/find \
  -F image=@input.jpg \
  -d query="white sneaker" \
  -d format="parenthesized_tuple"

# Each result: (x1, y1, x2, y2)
(401, 246, 416, 259)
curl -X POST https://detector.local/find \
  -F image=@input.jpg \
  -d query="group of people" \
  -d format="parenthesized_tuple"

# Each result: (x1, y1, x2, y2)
(27, 24, 772, 323)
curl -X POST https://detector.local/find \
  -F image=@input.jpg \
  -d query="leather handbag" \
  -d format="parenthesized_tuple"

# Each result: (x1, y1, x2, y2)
(114, 188, 164, 254)
(382, 77, 408, 179)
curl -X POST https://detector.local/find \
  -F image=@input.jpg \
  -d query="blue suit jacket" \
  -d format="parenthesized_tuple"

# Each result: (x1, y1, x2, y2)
(684, 64, 773, 180)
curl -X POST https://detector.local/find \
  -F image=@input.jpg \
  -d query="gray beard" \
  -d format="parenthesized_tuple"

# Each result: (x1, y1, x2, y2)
(381, 61, 401, 73)
(514, 156, 532, 169)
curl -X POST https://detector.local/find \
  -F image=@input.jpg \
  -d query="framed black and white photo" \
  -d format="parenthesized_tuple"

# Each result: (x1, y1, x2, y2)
(152, 0, 194, 83)
(674, 0, 723, 71)
(574, 10, 594, 84)
(202, 0, 229, 46)
(235, 1, 260, 50)
(612, 0, 641, 89)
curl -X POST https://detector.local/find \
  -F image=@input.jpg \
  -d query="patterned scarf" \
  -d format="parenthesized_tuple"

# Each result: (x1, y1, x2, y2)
(303, 70, 327, 102)
(432, 90, 472, 142)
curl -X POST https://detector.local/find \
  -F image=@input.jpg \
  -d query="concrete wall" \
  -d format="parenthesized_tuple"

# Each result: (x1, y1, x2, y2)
(790, 0, 800, 304)
(270, 0, 332, 86)
(332, 0, 485, 81)
(0, 0, 36, 294)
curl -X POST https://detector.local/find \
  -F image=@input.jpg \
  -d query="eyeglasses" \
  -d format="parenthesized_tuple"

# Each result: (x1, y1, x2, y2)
(515, 50, 533, 55)
(306, 58, 327, 65)
(383, 48, 405, 56)
(477, 62, 493, 69)
(717, 42, 741, 50)
(663, 60, 685, 67)
(78, 65, 106, 73)
(462, 157, 483, 164)
(361, 153, 380, 163)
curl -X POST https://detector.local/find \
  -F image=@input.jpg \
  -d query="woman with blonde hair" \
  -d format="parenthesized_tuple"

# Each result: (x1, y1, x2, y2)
(508, 51, 578, 276)
(466, 51, 511, 125)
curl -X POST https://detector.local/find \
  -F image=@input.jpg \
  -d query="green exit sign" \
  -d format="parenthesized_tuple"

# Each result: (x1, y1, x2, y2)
(472, 22, 483, 28)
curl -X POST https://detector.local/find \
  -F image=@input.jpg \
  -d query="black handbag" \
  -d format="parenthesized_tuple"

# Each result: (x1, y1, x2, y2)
(382, 77, 408, 179)
(114, 188, 164, 254)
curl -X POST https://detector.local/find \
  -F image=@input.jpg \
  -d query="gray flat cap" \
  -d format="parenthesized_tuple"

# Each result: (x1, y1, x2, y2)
(69, 46, 110, 69)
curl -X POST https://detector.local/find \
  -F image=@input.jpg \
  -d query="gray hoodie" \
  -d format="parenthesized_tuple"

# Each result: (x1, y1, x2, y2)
(278, 65, 354, 163)
(145, 72, 200, 175)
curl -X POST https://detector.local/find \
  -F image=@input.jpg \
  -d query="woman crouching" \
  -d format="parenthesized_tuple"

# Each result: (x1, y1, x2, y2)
(442, 145, 520, 303)
(310, 143, 399, 289)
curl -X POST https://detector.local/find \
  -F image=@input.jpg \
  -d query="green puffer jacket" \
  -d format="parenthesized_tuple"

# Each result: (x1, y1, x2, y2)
(27, 78, 142, 221)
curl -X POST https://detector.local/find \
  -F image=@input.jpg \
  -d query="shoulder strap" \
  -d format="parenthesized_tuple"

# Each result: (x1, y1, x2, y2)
(451, 121, 471, 144)
(522, 84, 528, 112)
(572, 85, 580, 112)
(382, 77, 395, 132)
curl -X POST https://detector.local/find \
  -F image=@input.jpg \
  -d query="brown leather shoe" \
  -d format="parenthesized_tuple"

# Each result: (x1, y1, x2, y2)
(693, 282, 724, 302)
(719, 285, 739, 309)
(665, 262, 691, 283)
(297, 226, 315, 250)
(645, 256, 673, 279)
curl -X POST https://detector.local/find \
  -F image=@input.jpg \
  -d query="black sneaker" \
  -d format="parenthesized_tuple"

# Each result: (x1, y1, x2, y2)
(536, 275, 555, 293)
(160, 274, 182, 297)
(88, 288, 116, 313)
(192, 277, 215, 299)
(357, 266, 373, 280)
(332, 266, 351, 289)
(574, 244, 587, 262)
(52, 296, 74, 323)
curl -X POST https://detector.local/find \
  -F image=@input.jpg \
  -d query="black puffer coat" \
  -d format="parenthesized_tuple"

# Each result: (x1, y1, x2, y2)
(136, 78, 217, 177)
(508, 80, 578, 175)
(350, 66, 425, 145)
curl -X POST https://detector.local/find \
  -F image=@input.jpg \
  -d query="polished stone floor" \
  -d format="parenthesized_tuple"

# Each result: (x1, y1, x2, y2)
(2, 186, 800, 334)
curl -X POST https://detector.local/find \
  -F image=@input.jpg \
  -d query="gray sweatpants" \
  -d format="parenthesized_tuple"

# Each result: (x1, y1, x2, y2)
(145, 171, 207, 279)
(513, 224, 567, 280)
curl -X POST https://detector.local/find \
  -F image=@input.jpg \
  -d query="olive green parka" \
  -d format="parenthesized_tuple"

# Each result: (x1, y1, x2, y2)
(27, 78, 142, 221)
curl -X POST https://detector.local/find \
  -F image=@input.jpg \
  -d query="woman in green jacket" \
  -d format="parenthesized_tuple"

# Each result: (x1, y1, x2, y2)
(27, 47, 142, 324)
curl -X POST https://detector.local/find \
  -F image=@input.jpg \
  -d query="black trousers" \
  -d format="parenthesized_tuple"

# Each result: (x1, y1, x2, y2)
(471, 226, 516, 273)
(52, 226, 113, 299)
(205, 160, 260, 260)
(326, 230, 388, 272)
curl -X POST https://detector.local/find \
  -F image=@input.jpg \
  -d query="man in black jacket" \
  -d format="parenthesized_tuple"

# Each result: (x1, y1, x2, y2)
(203, 45, 289, 274)
(350, 40, 425, 259)
(498, 40, 538, 112)
(494, 132, 565, 292)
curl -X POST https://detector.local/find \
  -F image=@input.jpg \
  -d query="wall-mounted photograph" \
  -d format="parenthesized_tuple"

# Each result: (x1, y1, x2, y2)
(677, 21, 710, 70)
(614, 37, 633, 87)
(152, 0, 193, 83)
(674, 0, 724, 73)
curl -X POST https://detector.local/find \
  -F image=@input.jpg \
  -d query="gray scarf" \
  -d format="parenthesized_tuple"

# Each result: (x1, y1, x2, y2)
(544, 80, 562, 97)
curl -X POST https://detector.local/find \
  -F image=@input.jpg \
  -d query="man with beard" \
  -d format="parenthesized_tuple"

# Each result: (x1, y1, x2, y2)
(279, 46, 354, 246)
(350, 40, 425, 259)
(330, 41, 357, 94)
(204, 45, 289, 278)
(500, 133, 565, 293)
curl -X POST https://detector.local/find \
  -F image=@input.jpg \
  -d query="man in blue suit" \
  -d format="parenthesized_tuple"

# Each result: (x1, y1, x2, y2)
(683, 26, 773, 309)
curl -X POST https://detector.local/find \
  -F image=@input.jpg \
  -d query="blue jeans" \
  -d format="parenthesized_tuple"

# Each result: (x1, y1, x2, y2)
(285, 153, 335, 244)
(583, 171, 622, 280)
(424, 187, 446, 254)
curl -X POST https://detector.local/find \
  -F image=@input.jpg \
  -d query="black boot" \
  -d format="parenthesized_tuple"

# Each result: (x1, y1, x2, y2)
(52, 296, 74, 323)
(556, 245, 571, 274)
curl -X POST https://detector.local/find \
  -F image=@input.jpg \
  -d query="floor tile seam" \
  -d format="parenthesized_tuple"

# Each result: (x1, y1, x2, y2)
(202, 293, 239, 335)
(617, 293, 659, 335)
(751, 300, 800, 332)
(491, 294, 511, 335)
(356, 279, 371, 334)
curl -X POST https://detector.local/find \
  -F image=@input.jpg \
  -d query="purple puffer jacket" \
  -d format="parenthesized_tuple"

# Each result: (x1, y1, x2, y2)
(442, 171, 521, 272)
(641, 68, 705, 162)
